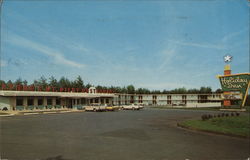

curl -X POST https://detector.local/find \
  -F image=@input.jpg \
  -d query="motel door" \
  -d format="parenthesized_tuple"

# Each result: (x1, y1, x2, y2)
(66, 98, 73, 108)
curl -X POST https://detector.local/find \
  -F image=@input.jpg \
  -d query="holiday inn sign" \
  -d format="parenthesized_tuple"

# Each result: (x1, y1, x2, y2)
(218, 73, 250, 107)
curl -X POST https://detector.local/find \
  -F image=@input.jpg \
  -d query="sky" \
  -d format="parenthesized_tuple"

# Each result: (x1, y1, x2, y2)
(0, 0, 249, 91)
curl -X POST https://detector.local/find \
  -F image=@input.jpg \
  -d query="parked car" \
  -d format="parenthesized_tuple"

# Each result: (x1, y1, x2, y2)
(104, 104, 115, 111)
(85, 103, 106, 112)
(121, 104, 140, 110)
(137, 103, 144, 109)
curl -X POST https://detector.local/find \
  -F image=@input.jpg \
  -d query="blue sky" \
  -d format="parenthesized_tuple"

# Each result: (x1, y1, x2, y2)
(1, 0, 249, 90)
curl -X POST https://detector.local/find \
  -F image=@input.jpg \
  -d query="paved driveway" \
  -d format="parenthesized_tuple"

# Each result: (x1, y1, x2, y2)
(0, 108, 249, 160)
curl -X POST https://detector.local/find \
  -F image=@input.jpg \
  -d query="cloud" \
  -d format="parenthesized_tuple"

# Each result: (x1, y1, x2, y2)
(222, 28, 248, 42)
(158, 42, 178, 71)
(0, 60, 7, 67)
(5, 33, 85, 69)
(169, 40, 224, 50)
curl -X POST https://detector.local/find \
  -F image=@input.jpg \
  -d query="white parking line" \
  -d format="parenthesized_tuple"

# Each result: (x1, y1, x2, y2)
(45, 112, 58, 114)
(23, 113, 39, 115)
(60, 111, 72, 113)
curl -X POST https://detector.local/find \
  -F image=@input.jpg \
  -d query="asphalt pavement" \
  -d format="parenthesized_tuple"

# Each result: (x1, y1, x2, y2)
(0, 108, 249, 160)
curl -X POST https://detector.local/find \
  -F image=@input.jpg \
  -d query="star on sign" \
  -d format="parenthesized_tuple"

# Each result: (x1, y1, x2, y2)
(224, 55, 233, 63)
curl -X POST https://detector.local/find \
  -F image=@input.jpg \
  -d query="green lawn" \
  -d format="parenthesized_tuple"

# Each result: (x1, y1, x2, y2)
(151, 106, 220, 111)
(179, 115, 250, 138)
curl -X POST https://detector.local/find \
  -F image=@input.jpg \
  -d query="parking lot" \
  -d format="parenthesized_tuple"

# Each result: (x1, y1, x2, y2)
(0, 108, 249, 160)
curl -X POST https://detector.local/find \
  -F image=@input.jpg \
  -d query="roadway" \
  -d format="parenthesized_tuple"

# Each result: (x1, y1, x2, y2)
(0, 108, 249, 160)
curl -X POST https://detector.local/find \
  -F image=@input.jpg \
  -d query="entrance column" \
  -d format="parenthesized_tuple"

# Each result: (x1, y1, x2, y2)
(34, 97, 38, 106)
(43, 97, 47, 109)
(23, 97, 28, 110)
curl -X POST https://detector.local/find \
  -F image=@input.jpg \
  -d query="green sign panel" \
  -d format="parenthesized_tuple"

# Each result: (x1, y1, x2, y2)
(218, 73, 250, 107)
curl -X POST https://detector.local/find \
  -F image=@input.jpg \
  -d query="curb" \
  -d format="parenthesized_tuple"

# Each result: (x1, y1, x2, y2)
(0, 114, 15, 117)
(177, 122, 249, 139)
(0, 110, 85, 116)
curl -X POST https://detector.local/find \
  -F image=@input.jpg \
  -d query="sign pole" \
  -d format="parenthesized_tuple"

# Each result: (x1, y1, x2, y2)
(241, 82, 250, 107)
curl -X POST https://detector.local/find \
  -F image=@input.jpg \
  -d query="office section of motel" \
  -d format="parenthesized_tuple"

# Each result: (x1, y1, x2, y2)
(0, 87, 222, 111)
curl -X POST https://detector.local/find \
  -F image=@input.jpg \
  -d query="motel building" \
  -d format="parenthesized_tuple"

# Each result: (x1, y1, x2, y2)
(0, 87, 116, 111)
(0, 86, 222, 111)
(113, 93, 222, 107)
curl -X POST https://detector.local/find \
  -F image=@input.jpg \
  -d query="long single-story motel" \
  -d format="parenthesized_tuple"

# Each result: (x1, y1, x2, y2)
(0, 86, 222, 111)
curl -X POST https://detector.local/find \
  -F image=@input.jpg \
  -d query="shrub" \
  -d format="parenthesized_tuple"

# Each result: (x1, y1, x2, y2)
(218, 114, 221, 118)
(2, 107, 8, 111)
(208, 114, 213, 119)
(231, 112, 234, 117)
(201, 114, 208, 121)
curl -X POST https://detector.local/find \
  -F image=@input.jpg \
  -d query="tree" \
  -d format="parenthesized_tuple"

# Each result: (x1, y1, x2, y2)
(0, 80, 5, 86)
(58, 77, 71, 88)
(127, 85, 135, 94)
(23, 80, 28, 86)
(187, 88, 199, 93)
(121, 86, 127, 93)
(136, 88, 145, 94)
(151, 90, 161, 94)
(85, 83, 92, 89)
(215, 88, 223, 93)
(37, 76, 48, 89)
(14, 77, 23, 86)
(6, 80, 13, 89)
(199, 86, 212, 93)
(74, 75, 84, 88)
(114, 86, 122, 93)
(49, 76, 58, 88)
(33, 80, 39, 86)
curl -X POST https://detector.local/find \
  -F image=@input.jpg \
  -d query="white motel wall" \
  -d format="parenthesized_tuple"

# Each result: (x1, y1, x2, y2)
(113, 94, 222, 108)
(0, 89, 222, 111)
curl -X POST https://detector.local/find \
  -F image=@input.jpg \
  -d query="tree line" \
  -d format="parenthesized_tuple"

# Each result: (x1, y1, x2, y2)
(0, 76, 222, 94)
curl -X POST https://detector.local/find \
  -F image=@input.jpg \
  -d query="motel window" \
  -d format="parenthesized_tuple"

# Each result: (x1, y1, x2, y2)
(16, 98, 23, 106)
(81, 98, 86, 104)
(47, 98, 52, 105)
(95, 99, 99, 103)
(101, 99, 104, 104)
(28, 99, 34, 106)
(90, 99, 93, 104)
(38, 99, 43, 105)
(56, 99, 60, 105)
(77, 99, 80, 104)
(106, 99, 109, 104)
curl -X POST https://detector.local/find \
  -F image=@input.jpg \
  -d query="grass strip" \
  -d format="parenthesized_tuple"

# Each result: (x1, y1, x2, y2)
(179, 115, 250, 138)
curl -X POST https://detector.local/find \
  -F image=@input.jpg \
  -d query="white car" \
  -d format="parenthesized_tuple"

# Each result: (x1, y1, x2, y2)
(121, 104, 141, 110)
(85, 103, 106, 112)
(137, 103, 144, 109)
